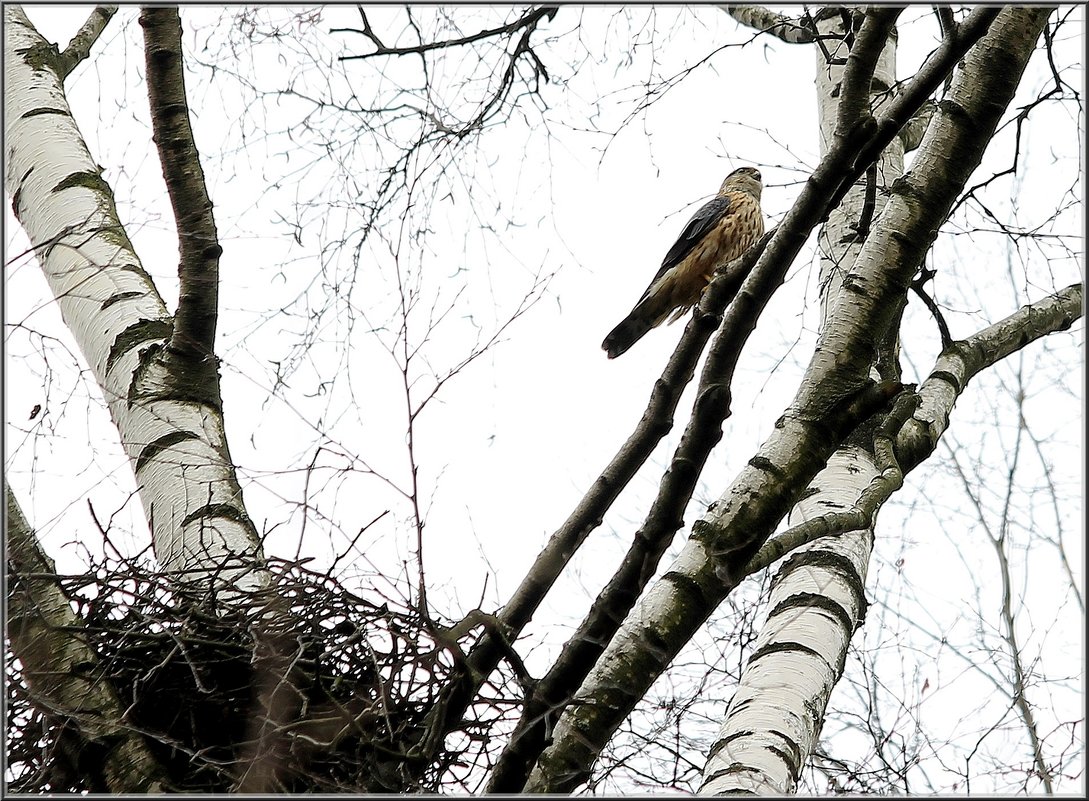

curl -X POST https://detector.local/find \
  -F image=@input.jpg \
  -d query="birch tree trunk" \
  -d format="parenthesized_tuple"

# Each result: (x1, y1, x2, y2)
(703, 6, 1059, 793)
(6, 487, 168, 792)
(4, 5, 265, 595)
(700, 10, 901, 793)
(524, 7, 1059, 793)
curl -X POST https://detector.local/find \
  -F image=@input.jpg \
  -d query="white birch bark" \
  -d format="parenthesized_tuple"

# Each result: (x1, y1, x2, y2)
(701, 450, 876, 795)
(6, 488, 168, 792)
(4, 6, 265, 594)
(700, 14, 899, 793)
(701, 7, 1061, 793)
(814, 13, 903, 328)
(525, 7, 1055, 794)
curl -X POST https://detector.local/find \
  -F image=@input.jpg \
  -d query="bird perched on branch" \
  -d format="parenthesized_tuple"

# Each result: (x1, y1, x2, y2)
(602, 167, 765, 359)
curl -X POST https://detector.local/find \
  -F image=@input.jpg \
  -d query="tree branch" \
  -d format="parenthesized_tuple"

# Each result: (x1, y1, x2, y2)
(834, 7, 902, 136)
(910, 268, 953, 349)
(823, 6, 1002, 220)
(720, 5, 815, 44)
(58, 5, 117, 78)
(742, 390, 919, 575)
(140, 8, 223, 371)
(897, 281, 1082, 472)
(337, 7, 555, 141)
(520, 9, 1053, 792)
(338, 6, 558, 60)
(427, 238, 769, 770)
(486, 239, 768, 791)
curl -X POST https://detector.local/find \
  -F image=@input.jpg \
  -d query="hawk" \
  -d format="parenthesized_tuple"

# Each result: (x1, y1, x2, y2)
(602, 167, 765, 359)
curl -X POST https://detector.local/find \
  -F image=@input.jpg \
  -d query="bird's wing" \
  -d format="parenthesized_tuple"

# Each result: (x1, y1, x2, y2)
(661, 194, 733, 271)
(634, 194, 732, 298)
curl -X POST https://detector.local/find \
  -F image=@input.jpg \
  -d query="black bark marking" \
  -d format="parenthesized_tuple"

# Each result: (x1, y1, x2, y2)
(707, 729, 754, 760)
(927, 368, 963, 394)
(749, 456, 785, 478)
(660, 570, 709, 607)
(136, 430, 200, 475)
(180, 503, 258, 540)
(101, 291, 143, 310)
(22, 107, 66, 118)
(53, 169, 109, 194)
(767, 591, 856, 635)
(106, 318, 172, 376)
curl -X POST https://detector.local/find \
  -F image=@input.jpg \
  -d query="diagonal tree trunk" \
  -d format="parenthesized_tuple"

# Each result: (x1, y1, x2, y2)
(523, 6, 1059, 793)
(704, 5, 1060, 793)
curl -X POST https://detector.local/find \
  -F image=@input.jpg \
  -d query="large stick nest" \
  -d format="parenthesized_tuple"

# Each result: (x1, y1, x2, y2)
(6, 556, 509, 792)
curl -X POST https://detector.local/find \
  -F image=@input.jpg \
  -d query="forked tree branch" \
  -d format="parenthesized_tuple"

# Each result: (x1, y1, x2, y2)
(521, 8, 1051, 792)
(942, 385, 1056, 791)
(58, 5, 117, 78)
(896, 282, 1082, 472)
(337, 6, 558, 60)
(742, 390, 920, 575)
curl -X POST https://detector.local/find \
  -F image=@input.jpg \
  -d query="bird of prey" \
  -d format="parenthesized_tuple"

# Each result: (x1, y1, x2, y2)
(602, 167, 765, 359)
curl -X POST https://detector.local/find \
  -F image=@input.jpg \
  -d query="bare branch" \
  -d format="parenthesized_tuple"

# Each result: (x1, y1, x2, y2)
(941, 403, 1056, 791)
(844, 162, 879, 242)
(338, 6, 558, 60)
(57, 5, 117, 78)
(720, 4, 815, 44)
(140, 8, 223, 373)
(487, 239, 770, 791)
(834, 7, 902, 136)
(910, 268, 953, 349)
(897, 282, 1082, 472)
(933, 5, 956, 95)
(427, 241, 769, 769)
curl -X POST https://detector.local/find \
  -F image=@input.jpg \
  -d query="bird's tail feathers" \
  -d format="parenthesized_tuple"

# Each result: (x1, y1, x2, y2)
(602, 313, 654, 359)
(601, 296, 673, 359)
